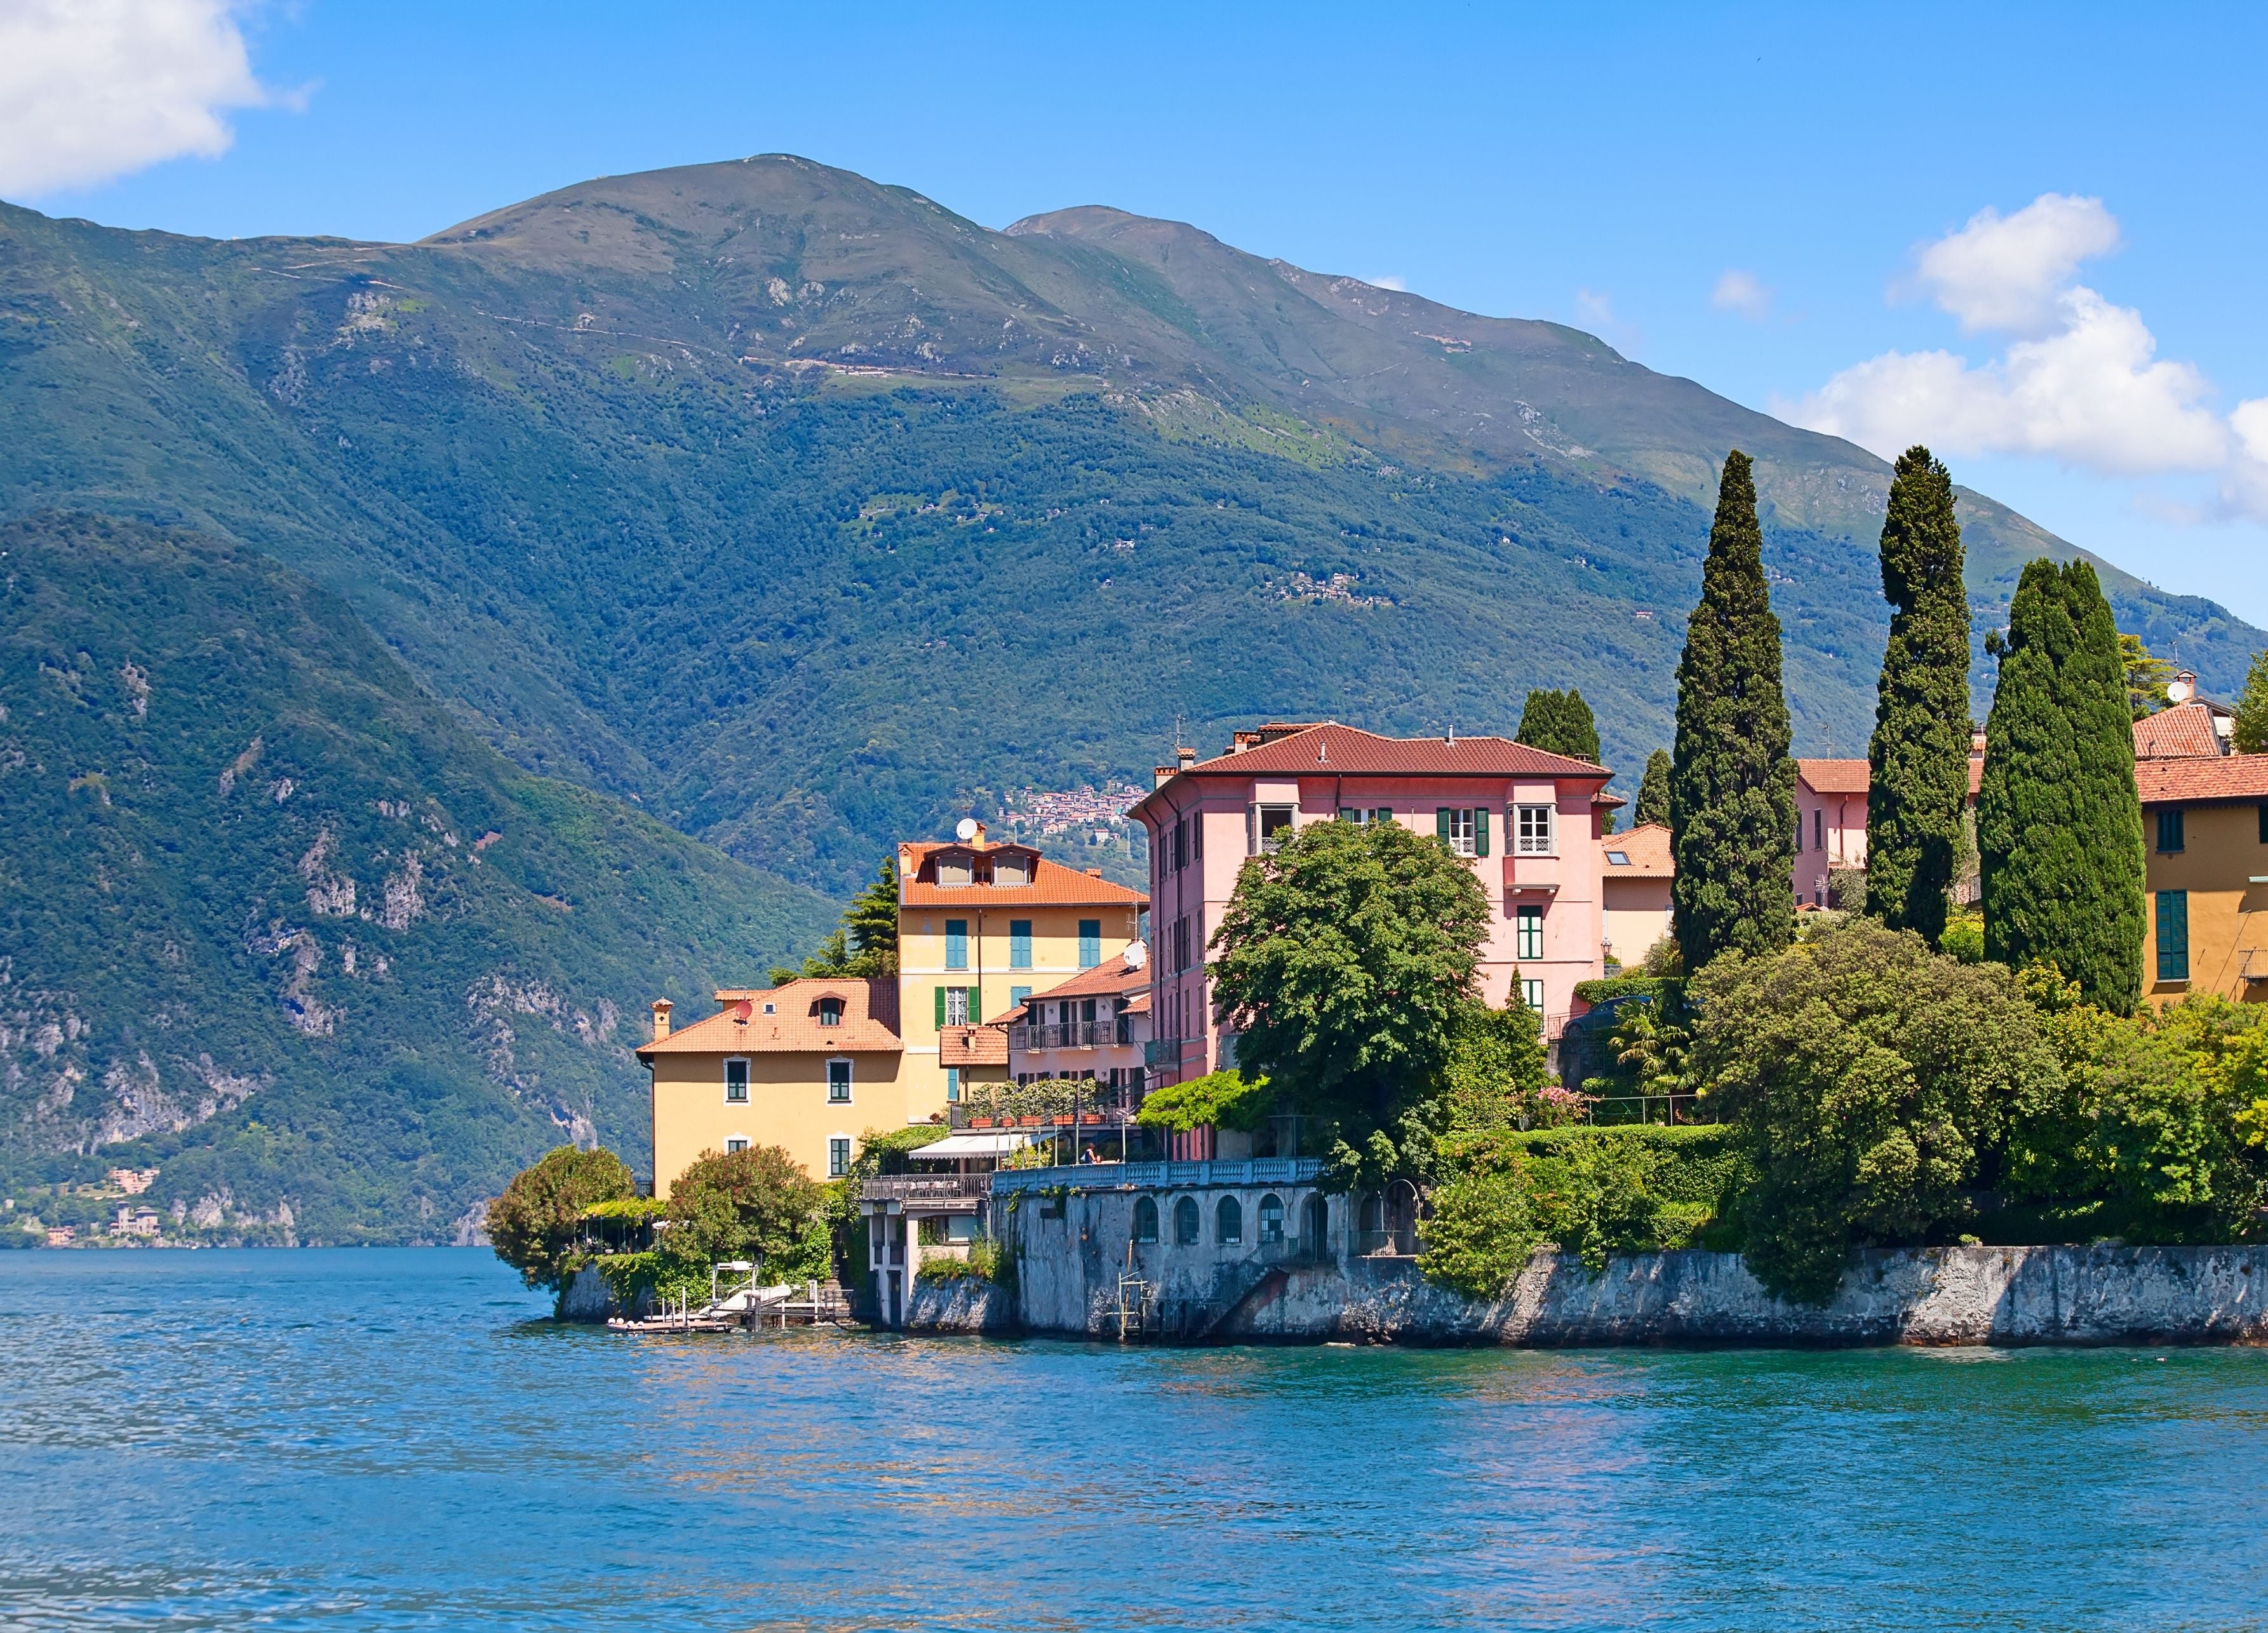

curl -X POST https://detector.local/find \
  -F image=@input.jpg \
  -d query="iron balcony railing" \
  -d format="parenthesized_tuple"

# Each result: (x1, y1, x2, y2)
(991, 1156, 1324, 1195)
(859, 1175, 991, 1205)
(1010, 1021, 1134, 1051)
(1143, 1038, 1183, 1066)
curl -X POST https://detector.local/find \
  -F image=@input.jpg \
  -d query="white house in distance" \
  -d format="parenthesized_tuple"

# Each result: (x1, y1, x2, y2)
(1128, 721, 1615, 1089)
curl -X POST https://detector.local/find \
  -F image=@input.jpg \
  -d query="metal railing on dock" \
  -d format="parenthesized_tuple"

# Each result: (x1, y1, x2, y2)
(991, 1157, 1324, 1195)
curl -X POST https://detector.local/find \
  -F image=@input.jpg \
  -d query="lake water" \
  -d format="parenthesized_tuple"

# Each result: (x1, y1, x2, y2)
(3, 1247, 2265, 1631)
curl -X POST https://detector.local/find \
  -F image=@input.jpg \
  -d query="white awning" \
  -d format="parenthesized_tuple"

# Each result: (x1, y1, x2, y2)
(910, 1132, 1034, 1158)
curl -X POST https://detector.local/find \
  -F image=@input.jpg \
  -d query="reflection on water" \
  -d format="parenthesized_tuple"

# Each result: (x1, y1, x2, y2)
(2, 1248, 2265, 1630)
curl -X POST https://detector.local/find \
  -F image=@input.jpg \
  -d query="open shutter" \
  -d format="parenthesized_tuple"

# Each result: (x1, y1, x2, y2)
(1436, 807, 1452, 843)
(934, 985, 946, 1028)
(1475, 807, 1491, 857)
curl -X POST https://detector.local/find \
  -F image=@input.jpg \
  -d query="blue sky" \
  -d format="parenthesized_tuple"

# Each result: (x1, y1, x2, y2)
(10, 0, 2266, 628)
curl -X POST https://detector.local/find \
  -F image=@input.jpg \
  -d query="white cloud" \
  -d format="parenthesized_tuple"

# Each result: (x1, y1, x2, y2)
(1366, 273, 1408, 292)
(1710, 269, 1772, 321)
(1784, 193, 2268, 511)
(0, 0, 279, 196)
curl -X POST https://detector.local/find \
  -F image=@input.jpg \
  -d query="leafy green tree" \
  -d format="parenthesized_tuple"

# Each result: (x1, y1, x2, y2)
(1634, 749, 1673, 829)
(1211, 818, 1489, 1135)
(486, 1145, 636, 1293)
(1979, 558, 2147, 1012)
(1691, 918, 2059, 1303)
(2234, 648, 2268, 753)
(659, 1144, 830, 1287)
(2120, 633, 2177, 719)
(1134, 1069, 1275, 1133)
(1864, 447, 1973, 944)
(1515, 687, 1602, 763)
(1670, 450, 1797, 971)
(768, 854, 900, 984)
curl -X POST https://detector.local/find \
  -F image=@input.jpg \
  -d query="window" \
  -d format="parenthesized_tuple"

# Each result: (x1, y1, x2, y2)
(1216, 1195, 1243, 1246)
(945, 918, 969, 970)
(937, 986, 973, 1027)
(2260, 803, 2268, 844)
(1813, 809, 1824, 852)
(1340, 807, 1395, 826)
(1439, 807, 1477, 856)
(1079, 919, 1103, 969)
(1522, 978, 1545, 1014)
(1516, 905, 1543, 961)
(916, 1216, 946, 1246)
(816, 997, 843, 1027)
(1174, 819, 1189, 871)
(727, 1137, 748, 1153)
(1010, 984, 1031, 1012)
(2157, 890, 2190, 983)
(936, 856, 972, 887)
(724, 1059, 749, 1103)
(1133, 1196, 1160, 1244)
(1606, 850, 1631, 866)
(946, 1067, 962, 1103)
(1258, 1193, 1285, 1244)
(993, 854, 1028, 886)
(828, 1137, 850, 1178)
(1513, 803, 1555, 856)
(1192, 816, 1202, 861)
(1009, 920, 1033, 969)
(828, 1059, 852, 1103)
(1257, 804, 1295, 852)
(1303, 1193, 1329, 1247)
(1172, 915, 1192, 973)
(2157, 808, 2185, 854)
(761, 1002, 777, 1016)
(1173, 1197, 1201, 1246)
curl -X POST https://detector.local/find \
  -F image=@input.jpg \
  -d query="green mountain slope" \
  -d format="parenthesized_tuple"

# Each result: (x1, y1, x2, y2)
(0, 156, 2254, 899)
(0, 515, 834, 1242)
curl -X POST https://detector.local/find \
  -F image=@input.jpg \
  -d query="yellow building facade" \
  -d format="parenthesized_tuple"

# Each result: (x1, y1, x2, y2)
(2136, 755, 2268, 1007)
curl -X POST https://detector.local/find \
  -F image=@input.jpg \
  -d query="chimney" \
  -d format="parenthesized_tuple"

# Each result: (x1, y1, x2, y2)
(1970, 726, 1987, 757)
(972, 820, 987, 846)
(650, 999, 673, 1041)
(1085, 867, 1102, 877)
(2168, 669, 2198, 705)
(1176, 746, 1197, 770)
(1154, 765, 1177, 789)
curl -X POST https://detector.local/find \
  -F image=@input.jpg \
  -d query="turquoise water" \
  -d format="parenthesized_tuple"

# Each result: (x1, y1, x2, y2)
(3, 1249, 2265, 1630)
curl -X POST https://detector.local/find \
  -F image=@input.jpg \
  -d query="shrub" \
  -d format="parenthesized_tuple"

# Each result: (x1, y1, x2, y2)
(1573, 976, 1672, 1005)
(1691, 918, 2060, 1303)
(1938, 910, 1985, 964)
(659, 1145, 829, 1291)
(1135, 1069, 1273, 1134)
(1418, 1160, 1540, 1298)
(915, 1235, 1014, 1287)
(486, 1145, 636, 1294)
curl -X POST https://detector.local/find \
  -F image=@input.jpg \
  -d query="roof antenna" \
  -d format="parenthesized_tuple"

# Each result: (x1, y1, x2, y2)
(1446, 720, 1455, 746)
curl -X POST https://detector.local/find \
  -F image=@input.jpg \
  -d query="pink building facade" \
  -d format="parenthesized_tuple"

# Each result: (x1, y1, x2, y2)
(1793, 758, 1870, 907)
(1129, 722, 1615, 1088)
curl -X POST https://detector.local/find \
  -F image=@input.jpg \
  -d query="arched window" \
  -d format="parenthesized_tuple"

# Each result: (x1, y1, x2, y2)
(1302, 1193, 1329, 1248)
(1132, 1196, 1159, 1244)
(1258, 1194, 1284, 1244)
(1173, 1196, 1200, 1247)
(1216, 1195, 1243, 1246)
(1359, 1192, 1385, 1235)
(816, 997, 844, 1028)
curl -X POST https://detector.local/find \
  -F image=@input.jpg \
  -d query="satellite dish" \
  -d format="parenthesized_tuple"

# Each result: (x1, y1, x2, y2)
(1123, 940, 1148, 969)
(955, 817, 979, 842)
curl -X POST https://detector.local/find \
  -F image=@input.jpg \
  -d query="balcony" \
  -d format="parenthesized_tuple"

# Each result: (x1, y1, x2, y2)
(1011, 1021, 1130, 1051)
(1144, 1037, 1184, 1067)
(859, 1175, 991, 1208)
(991, 1156, 1324, 1195)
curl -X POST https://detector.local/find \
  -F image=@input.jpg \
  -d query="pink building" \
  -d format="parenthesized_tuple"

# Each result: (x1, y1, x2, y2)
(1793, 758, 1870, 907)
(1128, 722, 1616, 1088)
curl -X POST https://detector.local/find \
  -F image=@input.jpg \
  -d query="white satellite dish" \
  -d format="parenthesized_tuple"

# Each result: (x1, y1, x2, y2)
(1123, 940, 1148, 969)
(955, 817, 979, 842)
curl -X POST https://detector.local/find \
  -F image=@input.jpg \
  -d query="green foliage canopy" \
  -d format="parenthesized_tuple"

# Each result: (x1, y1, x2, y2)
(659, 1145, 831, 1289)
(1670, 450, 1797, 971)
(1864, 447, 1973, 943)
(1634, 748, 1672, 829)
(2234, 648, 2268, 754)
(1514, 687, 1602, 763)
(486, 1145, 636, 1293)
(1134, 1070, 1274, 1134)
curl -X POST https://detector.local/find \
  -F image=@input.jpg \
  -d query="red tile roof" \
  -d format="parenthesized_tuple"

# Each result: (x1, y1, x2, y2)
(898, 841, 1147, 908)
(1798, 758, 1870, 796)
(2134, 702, 2225, 760)
(637, 977, 901, 1056)
(1025, 948, 1151, 1005)
(2134, 754, 2268, 806)
(939, 1025, 1007, 1067)
(1602, 822, 1673, 878)
(1136, 722, 1609, 821)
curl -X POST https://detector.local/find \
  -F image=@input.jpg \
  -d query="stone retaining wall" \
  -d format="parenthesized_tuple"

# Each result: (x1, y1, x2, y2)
(556, 1263, 655, 1324)
(902, 1277, 1014, 1334)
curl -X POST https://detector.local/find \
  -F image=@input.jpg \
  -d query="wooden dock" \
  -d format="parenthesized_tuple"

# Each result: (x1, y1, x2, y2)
(608, 1279, 856, 1334)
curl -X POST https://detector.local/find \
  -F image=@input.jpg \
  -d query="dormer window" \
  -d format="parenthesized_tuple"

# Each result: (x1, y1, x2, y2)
(762, 1002, 777, 1016)
(815, 997, 845, 1028)
(936, 855, 972, 887)
(993, 853, 1029, 886)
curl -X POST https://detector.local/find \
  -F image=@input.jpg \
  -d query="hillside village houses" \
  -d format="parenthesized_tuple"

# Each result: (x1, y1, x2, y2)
(2133, 678, 2268, 1006)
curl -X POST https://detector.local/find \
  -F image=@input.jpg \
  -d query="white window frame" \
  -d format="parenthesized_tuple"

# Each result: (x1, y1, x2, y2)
(724, 1057, 751, 1105)
(827, 1058, 853, 1104)
(726, 1135, 749, 1153)
(1446, 808, 1477, 857)
(1256, 803, 1296, 853)
(944, 986, 971, 1026)
(1515, 904, 1544, 962)
(1522, 978, 1545, 1013)
(1514, 803, 1556, 857)
(828, 1134, 851, 1178)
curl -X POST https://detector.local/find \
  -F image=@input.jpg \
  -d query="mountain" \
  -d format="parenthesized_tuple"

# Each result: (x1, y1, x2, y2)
(1, 156, 2254, 899)
(0, 514, 834, 1242)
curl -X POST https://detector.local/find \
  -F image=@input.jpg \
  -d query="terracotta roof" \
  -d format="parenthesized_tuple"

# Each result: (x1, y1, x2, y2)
(2134, 753, 2268, 806)
(898, 840, 1147, 909)
(939, 1025, 1008, 1067)
(2135, 702, 2225, 760)
(1798, 758, 1870, 796)
(1023, 948, 1151, 1006)
(1136, 722, 1609, 821)
(1124, 991, 1151, 1015)
(1602, 822, 1673, 878)
(636, 977, 901, 1056)
(1969, 756, 1983, 799)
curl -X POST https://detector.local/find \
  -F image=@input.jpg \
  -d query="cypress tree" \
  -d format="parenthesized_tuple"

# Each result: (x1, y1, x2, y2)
(1515, 687, 1602, 763)
(1864, 447, 1972, 944)
(1634, 749, 1672, 828)
(1670, 450, 1797, 970)
(1978, 558, 2145, 1012)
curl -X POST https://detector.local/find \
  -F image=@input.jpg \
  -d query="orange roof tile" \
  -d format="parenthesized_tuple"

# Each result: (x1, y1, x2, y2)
(939, 1025, 1008, 1067)
(2134, 754, 2268, 806)
(898, 841, 1148, 909)
(636, 977, 901, 1056)
(2134, 702, 2225, 760)
(1022, 949, 1151, 1007)
(1602, 822, 1673, 878)
(1798, 758, 1870, 796)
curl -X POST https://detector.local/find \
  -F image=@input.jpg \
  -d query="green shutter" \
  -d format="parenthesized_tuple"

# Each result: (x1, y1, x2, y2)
(965, 985, 981, 1019)
(1436, 807, 1452, 842)
(934, 985, 946, 1028)
(1475, 807, 1490, 857)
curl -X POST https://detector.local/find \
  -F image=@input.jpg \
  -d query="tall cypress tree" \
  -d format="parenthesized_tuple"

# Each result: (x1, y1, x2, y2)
(1864, 447, 1973, 944)
(1634, 749, 1673, 828)
(1515, 687, 1602, 763)
(1979, 559, 2145, 1012)
(1670, 450, 1797, 970)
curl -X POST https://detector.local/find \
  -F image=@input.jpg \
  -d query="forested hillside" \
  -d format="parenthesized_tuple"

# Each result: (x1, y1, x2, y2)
(0, 516, 833, 1242)
(1, 156, 2253, 896)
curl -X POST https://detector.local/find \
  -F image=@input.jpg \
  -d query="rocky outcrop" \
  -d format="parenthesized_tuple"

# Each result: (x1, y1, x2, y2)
(557, 1263, 655, 1323)
(903, 1277, 1014, 1334)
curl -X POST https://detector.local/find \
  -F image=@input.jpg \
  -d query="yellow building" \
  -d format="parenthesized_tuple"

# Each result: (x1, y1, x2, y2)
(2135, 753, 2268, 1006)
(896, 833, 1147, 1110)
(638, 978, 909, 1198)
